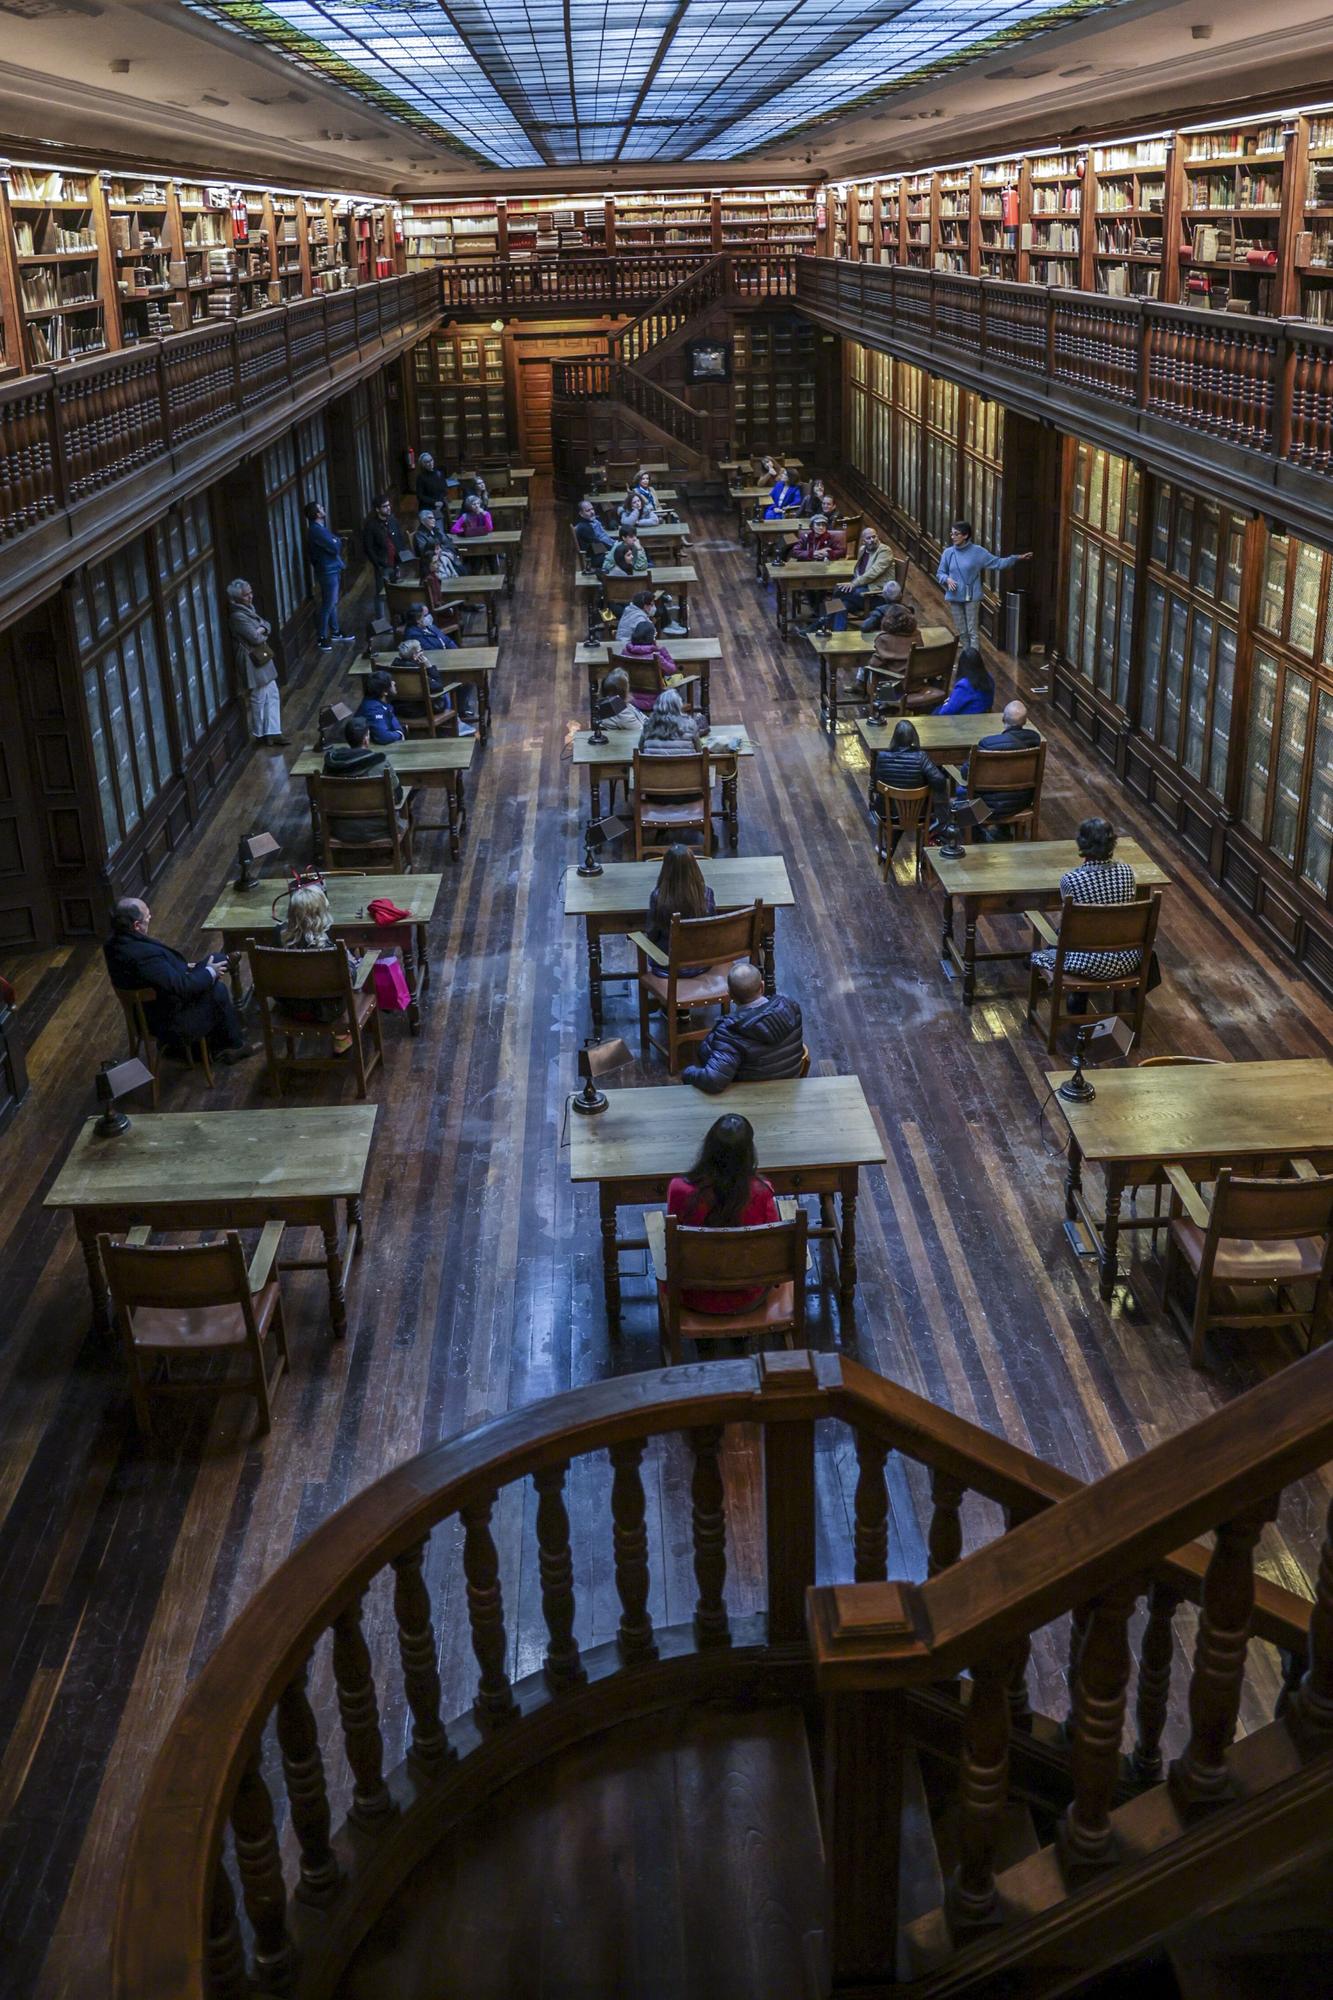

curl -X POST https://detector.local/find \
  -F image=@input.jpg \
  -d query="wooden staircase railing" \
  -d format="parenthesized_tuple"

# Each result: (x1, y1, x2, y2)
(551, 356, 708, 457)
(110, 1347, 1326, 1999)
(610, 253, 730, 371)
(810, 1340, 1333, 1992)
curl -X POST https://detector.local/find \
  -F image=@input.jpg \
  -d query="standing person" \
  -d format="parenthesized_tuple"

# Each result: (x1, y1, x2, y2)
(104, 898, 255, 1064)
(415, 451, 450, 514)
(362, 495, 409, 623)
(665, 1113, 781, 1315)
(226, 579, 285, 747)
(936, 520, 1032, 650)
(303, 502, 346, 648)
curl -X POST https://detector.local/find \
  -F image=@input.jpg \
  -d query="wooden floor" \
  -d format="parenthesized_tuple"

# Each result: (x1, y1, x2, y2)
(3, 485, 1333, 2000)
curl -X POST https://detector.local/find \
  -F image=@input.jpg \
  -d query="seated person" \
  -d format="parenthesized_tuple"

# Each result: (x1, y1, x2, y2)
(459, 472, 490, 507)
(388, 638, 469, 734)
(868, 719, 948, 828)
(401, 600, 459, 653)
(639, 686, 700, 754)
(963, 699, 1042, 834)
(614, 586, 686, 642)
(104, 897, 254, 1063)
(575, 498, 616, 567)
(451, 494, 493, 536)
(822, 528, 898, 631)
(1030, 818, 1142, 1004)
(279, 883, 361, 1050)
(763, 467, 802, 519)
(322, 715, 409, 844)
(859, 576, 908, 637)
(602, 532, 649, 577)
(682, 963, 804, 1093)
(855, 598, 918, 692)
(666, 1112, 781, 1314)
(356, 669, 406, 745)
(619, 489, 659, 531)
(619, 617, 678, 712)
(412, 509, 447, 564)
(799, 477, 830, 519)
(791, 514, 835, 562)
(646, 844, 715, 972)
(934, 646, 995, 717)
(597, 668, 643, 735)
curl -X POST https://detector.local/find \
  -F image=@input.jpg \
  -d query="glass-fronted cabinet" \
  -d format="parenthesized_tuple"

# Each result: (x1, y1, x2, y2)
(1242, 531, 1333, 901)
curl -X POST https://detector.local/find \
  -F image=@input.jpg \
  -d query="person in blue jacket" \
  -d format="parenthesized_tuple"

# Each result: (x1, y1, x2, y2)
(936, 520, 1032, 649)
(763, 467, 802, 519)
(355, 670, 406, 745)
(303, 501, 347, 647)
(934, 647, 996, 717)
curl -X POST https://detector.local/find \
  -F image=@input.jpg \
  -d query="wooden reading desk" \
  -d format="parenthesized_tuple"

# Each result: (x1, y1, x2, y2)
(744, 516, 813, 578)
(586, 460, 671, 481)
(290, 738, 473, 861)
(1052, 1058, 1333, 1300)
(385, 572, 504, 643)
(589, 490, 679, 518)
(563, 855, 795, 1031)
(765, 558, 856, 638)
(461, 465, 534, 487)
(856, 712, 1045, 763)
(203, 874, 441, 1033)
(45, 1105, 376, 1341)
(924, 838, 1170, 1008)
(569, 1075, 883, 1326)
(357, 645, 499, 742)
(572, 725, 754, 847)
(812, 625, 954, 728)
(574, 564, 698, 626)
(575, 635, 721, 719)
(482, 493, 529, 523)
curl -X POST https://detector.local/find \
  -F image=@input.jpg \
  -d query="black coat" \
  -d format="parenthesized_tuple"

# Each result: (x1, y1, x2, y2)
(104, 930, 219, 1045)
(682, 994, 804, 1094)
(970, 723, 1042, 817)
(362, 512, 409, 571)
(416, 466, 450, 511)
(869, 745, 947, 814)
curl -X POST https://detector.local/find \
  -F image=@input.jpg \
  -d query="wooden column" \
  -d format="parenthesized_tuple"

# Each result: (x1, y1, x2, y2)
(823, 1690, 905, 1985)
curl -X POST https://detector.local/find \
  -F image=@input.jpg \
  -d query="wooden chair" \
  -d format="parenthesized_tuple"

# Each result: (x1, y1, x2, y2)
(874, 782, 932, 886)
(631, 749, 713, 859)
(111, 985, 214, 1104)
(839, 511, 864, 544)
(603, 569, 654, 615)
(630, 900, 765, 1072)
(866, 635, 958, 713)
(608, 647, 701, 713)
(652, 1212, 808, 1366)
(388, 658, 461, 740)
(606, 458, 639, 487)
(1025, 891, 1163, 1054)
(247, 942, 384, 1100)
(959, 741, 1048, 841)
(307, 770, 414, 873)
(98, 1224, 289, 1439)
(1161, 1163, 1333, 1367)
(475, 459, 512, 493)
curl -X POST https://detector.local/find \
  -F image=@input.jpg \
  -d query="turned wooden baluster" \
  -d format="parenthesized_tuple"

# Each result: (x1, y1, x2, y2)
(1131, 1578, 1183, 1782)
(927, 1470, 964, 1577)
(461, 1489, 517, 1721)
(534, 1461, 585, 1689)
(949, 1641, 1025, 1931)
(392, 1540, 453, 1775)
(610, 1438, 658, 1663)
(690, 1426, 730, 1647)
(274, 1664, 340, 1906)
(853, 1432, 890, 1583)
(206, 1859, 249, 2000)
(1002, 1510, 1033, 1730)
(1291, 1491, 1333, 1740)
(1170, 1501, 1276, 1814)
(1064, 1600, 1091, 1736)
(230, 1748, 295, 1992)
(331, 1595, 395, 1823)
(1060, 1579, 1139, 1877)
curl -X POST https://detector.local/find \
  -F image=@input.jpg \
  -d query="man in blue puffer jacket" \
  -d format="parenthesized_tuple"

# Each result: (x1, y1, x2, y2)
(682, 963, 804, 1093)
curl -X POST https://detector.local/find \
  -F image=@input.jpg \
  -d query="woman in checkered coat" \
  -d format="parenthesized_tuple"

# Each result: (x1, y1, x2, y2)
(1031, 818, 1142, 983)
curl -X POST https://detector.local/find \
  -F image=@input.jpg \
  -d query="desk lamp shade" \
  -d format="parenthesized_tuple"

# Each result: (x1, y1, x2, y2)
(577, 814, 628, 879)
(573, 1036, 630, 1115)
(234, 829, 279, 890)
(937, 797, 992, 861)
(94, 1056, 155, 1136)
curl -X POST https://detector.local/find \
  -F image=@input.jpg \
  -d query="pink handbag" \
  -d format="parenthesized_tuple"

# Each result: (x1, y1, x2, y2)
(371, 955, 412, 1012)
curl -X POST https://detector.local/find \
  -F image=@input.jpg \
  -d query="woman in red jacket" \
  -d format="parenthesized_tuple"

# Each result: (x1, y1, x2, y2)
(666, 1114, 779, 1313)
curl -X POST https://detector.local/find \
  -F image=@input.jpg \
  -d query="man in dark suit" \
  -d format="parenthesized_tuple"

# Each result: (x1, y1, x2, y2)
(104, 899, 255, 1062)
(967, 699, 1043, 836)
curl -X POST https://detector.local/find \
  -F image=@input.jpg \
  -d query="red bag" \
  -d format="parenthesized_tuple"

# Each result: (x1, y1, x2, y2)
(368, 896, 412, 925)
(371, 956, 412, 1012)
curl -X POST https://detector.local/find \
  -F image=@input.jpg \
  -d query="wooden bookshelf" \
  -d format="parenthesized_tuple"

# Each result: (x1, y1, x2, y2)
(6, 164, 111, 365)
(903, 173, 933, 270)
(717, 188, 819, 253)
(1024, 148, 1084, 290)
(607, 195, 705, 254)
(1177, 115, 1286, 313)
(935, 167, 973, 275)
(731, 316, 821, 454)
(878, 178, 901, 265)
(977, 159, 1021, 280)
(1091, 138, 1169, 300)
(1299, 113, 1333, 324)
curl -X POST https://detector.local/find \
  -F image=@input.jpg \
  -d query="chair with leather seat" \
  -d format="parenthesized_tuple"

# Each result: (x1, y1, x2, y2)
(603, 569, 654, 616)
(111, 985, 214, 1105)
(246, 942, 384, 1101)
(98, 1224, 289, 1438)
(307, 770, 415, 873)
(866, 634, 958, 714)
(874, 781, 933, 886)
(608, 646, 702, 716)
(630, 899, 765, 1072)
(1161, 1164, 1333, 1368)
(631, 748, 713, 860)
(1026, 891, 1162, 1054)
(958, 741, 1048, 842)
(653, 1212, 808, 1366)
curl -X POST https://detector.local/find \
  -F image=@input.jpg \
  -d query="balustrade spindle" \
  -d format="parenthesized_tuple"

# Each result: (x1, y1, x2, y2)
(1060, 1580, 1138, 1878)
(1291, 1492, 1333, 1741)
(690, 1426, 730, 1646)
(1064, 1600, 1091, 1738)
(1000, 1508, 1033, 1731)
(274, 1665, 340, 1905)
(206, 1859, 249, 2000)
(331, 1596, 395, 1822)
(949, 1642, 1024, 1931)
(1169, 1501, 1276, 1815)
(230, 1750, 295, 1992)
(610, 1438, 658, 1663)
(392, 1540, 453, 1774)
(927, 1470, 964, 1576)
(461, 1489, 517, 1720)
(534, 1461, 585, 1688)
(853, 1432, 890, 1582)
(1131, 1579, 1183, 1782)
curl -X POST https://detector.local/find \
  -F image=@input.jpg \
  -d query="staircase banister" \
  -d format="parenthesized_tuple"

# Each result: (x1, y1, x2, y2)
(811, 1341, 1333, 1691)
(611, 253, 726, 354)
(831, 1360, 1312, 1648)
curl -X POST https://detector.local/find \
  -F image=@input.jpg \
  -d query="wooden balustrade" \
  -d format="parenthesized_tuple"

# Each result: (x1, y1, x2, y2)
(437, 251, 796, 321)
(113, 1349, 1329, 2000)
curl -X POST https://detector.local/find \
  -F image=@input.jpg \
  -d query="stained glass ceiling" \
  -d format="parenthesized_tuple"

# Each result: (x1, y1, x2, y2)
(183, 0, 1119, 169)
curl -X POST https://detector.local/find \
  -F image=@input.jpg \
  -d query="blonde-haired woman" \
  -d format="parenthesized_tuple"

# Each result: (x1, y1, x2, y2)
(282, 884, 358, 1052)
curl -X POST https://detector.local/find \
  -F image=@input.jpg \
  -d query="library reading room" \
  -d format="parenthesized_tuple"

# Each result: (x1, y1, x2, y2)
(6, 1, 1333, 1996)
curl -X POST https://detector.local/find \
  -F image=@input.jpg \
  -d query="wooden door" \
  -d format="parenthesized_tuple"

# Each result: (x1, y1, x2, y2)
(518, 359, 554, 469)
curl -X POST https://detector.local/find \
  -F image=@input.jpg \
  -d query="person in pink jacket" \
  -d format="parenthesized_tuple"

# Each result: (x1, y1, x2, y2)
(450, 494, 493, 536)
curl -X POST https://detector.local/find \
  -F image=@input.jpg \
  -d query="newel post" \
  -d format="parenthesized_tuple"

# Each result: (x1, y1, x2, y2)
(761, 1351, 818, 1643)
